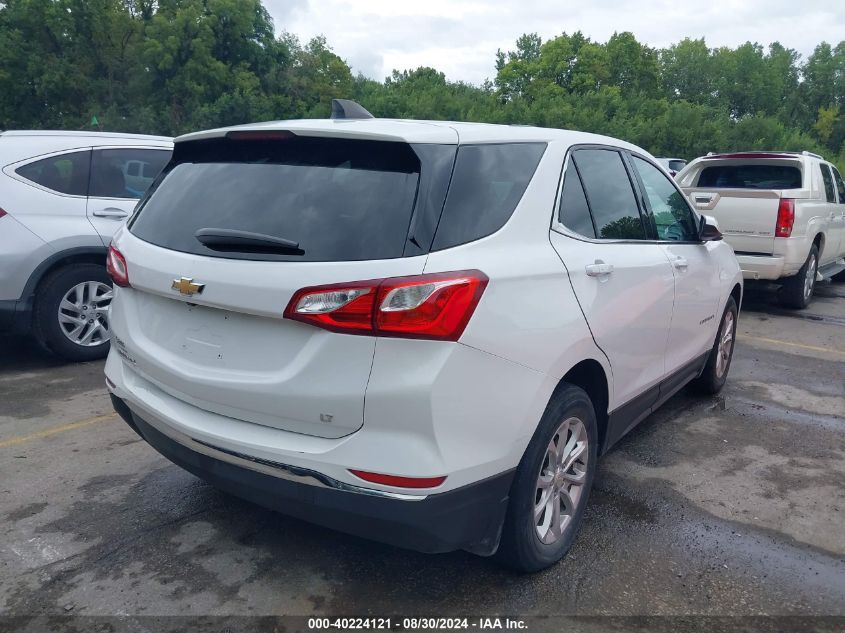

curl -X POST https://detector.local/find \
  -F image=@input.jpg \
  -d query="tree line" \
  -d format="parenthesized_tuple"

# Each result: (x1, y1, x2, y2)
(1, 0, 843, 169)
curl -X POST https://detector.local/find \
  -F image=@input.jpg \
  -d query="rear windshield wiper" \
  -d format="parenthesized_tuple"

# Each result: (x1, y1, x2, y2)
(195, 228, 304, 255)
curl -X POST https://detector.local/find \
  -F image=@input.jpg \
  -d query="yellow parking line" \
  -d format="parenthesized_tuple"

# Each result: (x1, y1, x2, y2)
(738, 334, 845, 357)
(0, 413, 117, 449)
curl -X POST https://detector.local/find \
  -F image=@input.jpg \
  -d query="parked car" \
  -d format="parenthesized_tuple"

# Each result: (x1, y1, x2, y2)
(105, 101, 742, 572)
(678, 151, 845, 308)
(657, 157, 687, 177)
(0, 131, 172, 360)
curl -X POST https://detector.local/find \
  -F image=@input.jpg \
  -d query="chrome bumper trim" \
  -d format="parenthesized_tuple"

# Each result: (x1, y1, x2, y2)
(123, 398, 428, 502)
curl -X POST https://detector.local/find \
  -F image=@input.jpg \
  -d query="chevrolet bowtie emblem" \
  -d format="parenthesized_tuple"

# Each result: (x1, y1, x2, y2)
(171, 277, 205, 296)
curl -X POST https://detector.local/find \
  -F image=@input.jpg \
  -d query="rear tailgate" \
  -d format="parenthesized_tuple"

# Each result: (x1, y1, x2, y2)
(111, 133, 452, 439)
(681, 157, 809, 255)
(683, 188, 784, 254)
(111, 236, 427, 439)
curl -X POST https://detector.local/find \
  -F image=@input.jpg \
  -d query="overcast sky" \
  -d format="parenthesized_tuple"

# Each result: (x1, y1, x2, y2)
(263, 0, 844, 85)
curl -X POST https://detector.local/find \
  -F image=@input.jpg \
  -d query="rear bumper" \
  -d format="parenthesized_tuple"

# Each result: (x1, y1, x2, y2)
(110, 393, 513, 555)
(0, 298, 31, 334)
(737, 255, 786, 281)
(0, 300, 14, 331)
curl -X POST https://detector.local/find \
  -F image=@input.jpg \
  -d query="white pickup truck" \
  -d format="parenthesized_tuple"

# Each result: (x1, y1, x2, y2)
(678, 151, 845, 308)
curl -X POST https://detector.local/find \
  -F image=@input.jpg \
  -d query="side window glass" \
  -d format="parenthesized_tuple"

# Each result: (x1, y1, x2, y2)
(820, 164, 836, 203)
(432, 143, 546, 251)
(572, 149, 646, 240)
(15, 151, 90, 196)
(91, 148, 171, 199)
(830, 167, 845, 204)
(632, 156, 699, 241)
(557, 163, 596, 238)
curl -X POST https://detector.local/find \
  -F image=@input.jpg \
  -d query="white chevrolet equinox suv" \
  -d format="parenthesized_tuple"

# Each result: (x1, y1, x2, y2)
(105, 101, 743, 572)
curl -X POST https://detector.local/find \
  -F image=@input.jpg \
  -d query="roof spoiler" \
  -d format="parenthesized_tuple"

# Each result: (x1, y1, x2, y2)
(330, 99, 374, 120)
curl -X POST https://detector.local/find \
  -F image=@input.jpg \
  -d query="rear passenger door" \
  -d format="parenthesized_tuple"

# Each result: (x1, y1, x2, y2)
(628, 154, 723, 378)
(86, 147, 171, 245)
(550, 146, 675, 415)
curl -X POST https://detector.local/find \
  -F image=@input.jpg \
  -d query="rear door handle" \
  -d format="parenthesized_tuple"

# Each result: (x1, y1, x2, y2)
(92, 207, 129, 219)
(585, 261, 614, 277)
(672, 257, 689, 270)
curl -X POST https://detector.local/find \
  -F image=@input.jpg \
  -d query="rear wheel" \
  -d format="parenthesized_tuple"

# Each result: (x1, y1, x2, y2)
(32, 264, 113, 362)
(497, 385, 597, 573)
(779, 245, 818, 309)
(690, 297, 737, 395)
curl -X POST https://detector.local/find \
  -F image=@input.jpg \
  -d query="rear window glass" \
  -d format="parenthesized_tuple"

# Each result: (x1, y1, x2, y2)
(558, 165, 596, 238)
(820, 164, 837, 202)
(129, 137, 421, 262)
(432, 143, 546, 250)
(668, 160, 686, 172)
(697, 164, 802, 189)
(833, 168, 845, 204)
(91, 148, 171, 199)
(572, 148, 647, 240)
(15, 150, 90, 196)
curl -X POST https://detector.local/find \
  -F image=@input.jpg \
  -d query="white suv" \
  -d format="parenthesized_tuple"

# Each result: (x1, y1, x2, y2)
(678, 151, 845, 308)
(0, 131, 172, 360)
(105, 102, 743, 571)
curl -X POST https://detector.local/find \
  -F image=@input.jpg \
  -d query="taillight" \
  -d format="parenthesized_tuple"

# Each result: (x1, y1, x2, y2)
(349, 470, 447, 489)
(106, 244, 130, 287)
(775, 199, 795, 238)
(284, 270, 488, 341)
(0, 208, 7, 218)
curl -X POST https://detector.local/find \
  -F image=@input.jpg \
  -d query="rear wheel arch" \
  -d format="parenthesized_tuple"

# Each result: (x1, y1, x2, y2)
(554, 359, 609, 454)
(813, 232, 824, 257)
(24, 247, 108, 303)
(730, 282, 742, 312)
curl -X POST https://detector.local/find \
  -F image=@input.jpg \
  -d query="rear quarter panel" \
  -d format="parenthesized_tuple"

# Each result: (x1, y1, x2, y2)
(423, 139, 613, 439)
(0, 213, 51, 300)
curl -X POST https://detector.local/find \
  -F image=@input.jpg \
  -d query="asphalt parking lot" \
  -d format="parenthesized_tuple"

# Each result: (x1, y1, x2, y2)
(1, 281, 844, 629)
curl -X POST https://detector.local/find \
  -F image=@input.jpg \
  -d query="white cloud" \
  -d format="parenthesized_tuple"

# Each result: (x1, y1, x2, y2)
(265, 0, 845, 84)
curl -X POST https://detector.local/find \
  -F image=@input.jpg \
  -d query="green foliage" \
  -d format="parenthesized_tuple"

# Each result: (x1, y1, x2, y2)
(600, 215, 646, 240)
(0, 2, 842, 172)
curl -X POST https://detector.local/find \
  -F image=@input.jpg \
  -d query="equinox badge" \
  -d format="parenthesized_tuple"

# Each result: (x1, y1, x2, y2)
(171, 277, 205, 297)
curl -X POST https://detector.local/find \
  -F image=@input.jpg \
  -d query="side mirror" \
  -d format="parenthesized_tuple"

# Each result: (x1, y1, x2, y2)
(699, 214, 723, 242)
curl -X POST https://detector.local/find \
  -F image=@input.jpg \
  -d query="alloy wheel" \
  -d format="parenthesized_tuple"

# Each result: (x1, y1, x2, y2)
(534, 417, 589, 545)
(715, 310, 735, 378)
(804, 254, 817, 301)
(58, 281, 113, 347)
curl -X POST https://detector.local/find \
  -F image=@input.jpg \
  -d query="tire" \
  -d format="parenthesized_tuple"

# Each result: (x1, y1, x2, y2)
(689, 297, 737, 395)
(497, 384, 598, 573)
(779, 245, 818, 309)
(32, 263, 113, 362)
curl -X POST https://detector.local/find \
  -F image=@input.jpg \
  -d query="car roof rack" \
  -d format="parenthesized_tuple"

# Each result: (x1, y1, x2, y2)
(330, 99, 374, 120)
(707, 149, 824, 160)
